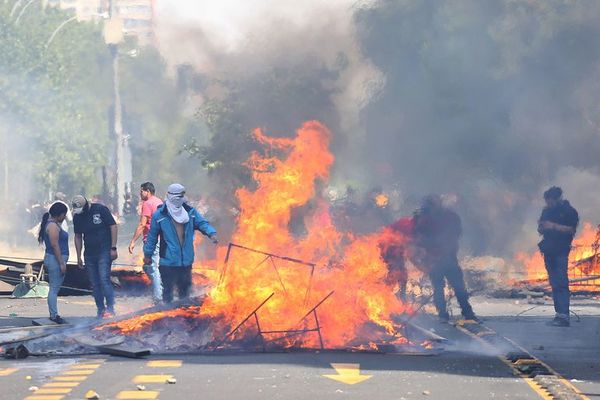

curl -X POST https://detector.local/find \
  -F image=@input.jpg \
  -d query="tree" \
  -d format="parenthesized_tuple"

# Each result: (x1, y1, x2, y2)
(0, 2, 112, 200)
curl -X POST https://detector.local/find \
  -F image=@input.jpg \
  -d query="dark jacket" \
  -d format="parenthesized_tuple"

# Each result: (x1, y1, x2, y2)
(143, 203, 216, 267)
(412, 207, 461, 261)
(538, 200, 579, 256)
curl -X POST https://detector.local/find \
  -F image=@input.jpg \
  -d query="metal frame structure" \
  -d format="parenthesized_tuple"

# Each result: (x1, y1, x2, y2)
(218, 291, 335, 351)
(219, 242, 316, 304)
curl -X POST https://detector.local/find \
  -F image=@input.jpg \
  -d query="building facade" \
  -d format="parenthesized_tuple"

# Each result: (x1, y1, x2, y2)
(46, 0, 155, 45)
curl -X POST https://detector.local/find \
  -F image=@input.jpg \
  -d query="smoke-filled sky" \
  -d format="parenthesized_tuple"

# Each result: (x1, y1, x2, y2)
(154, 0, 600, 256)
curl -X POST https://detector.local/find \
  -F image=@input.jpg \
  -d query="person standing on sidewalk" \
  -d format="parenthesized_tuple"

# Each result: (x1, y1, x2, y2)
(143, 183, 218, 303)
(538, 186, 579, 327)
(72, 195, 119, 318)
(38, 202, 69, 324)
(128, 182, 163, 303)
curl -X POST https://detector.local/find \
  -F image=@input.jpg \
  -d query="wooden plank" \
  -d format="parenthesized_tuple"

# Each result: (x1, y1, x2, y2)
(96, 345, 151, 358)
(32, 318, 58, 327)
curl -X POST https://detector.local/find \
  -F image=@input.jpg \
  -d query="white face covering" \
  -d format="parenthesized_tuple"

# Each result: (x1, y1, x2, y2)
(166, 192, 189, 224)
(72, 206, 84, 215)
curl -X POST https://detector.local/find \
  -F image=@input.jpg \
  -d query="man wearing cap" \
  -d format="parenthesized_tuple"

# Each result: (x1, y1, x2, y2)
(72, 195, 118, 318)
(143, 183, 218, 303)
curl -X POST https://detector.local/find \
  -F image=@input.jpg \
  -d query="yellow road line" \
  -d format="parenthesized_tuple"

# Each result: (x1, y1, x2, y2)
(42, 382, 80, 388)
(0, 367, 19, 376)
(456, 324, 589, 400)
(147, 360, 183, 368)
(133, 374, 173, 383)
(61, 370, 95, 375)
(52, 376, 88, 382)
(502, 336, 591, 400)
(522, 377, 553, 400)
(24, 396, 64, 400)
(30, 389, 72, 395)
(116, 391, 159, 399)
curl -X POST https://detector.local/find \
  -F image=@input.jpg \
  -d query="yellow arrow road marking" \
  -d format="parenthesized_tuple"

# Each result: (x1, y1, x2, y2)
(323, 363, 372, 385)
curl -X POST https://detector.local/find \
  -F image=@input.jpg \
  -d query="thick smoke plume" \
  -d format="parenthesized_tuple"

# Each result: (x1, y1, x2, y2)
(154, 0, 600, 257)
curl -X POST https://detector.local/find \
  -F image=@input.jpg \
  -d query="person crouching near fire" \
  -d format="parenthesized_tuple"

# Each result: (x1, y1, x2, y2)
(412, 194, 478, 323)
(143, 183, 218, 304)
(537, 186, 579, 327)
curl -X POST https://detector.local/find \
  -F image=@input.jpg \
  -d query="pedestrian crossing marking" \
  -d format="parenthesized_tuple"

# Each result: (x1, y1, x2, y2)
(30, 388, 72, 395)
(147, 360, 183, 368)
(0, 367, 18, 376)
(43, 382, 79, 388)
(62, 370, 95, 375)
(71, 364, 102, 369)
(133, 374, 173, 383)
(24, 396, 65, 400)
(53, 376, 87, 382)
(116, 391, 159, 399)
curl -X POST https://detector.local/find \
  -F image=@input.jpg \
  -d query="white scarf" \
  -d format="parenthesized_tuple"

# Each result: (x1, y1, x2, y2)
(166, 193, 189, 224)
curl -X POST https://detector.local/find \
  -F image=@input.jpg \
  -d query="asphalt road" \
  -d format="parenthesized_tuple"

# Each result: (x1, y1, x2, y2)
(0, 296, 597, 400)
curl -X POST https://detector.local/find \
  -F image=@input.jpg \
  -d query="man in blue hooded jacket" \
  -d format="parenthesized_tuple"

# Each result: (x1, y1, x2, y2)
(143, 183, 218, 303)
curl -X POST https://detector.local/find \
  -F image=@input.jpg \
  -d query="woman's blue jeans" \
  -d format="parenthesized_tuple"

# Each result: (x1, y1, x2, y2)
(44, 253, 66, 318)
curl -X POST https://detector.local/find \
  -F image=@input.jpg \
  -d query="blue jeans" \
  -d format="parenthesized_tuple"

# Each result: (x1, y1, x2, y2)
(143, 241, 162, 302)
(44, 254, 66, 318)
(544, 253, 570, 319)
(85, 252, 115, 315)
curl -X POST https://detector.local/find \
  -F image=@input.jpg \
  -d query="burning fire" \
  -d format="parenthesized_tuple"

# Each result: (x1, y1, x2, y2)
(375, 193, 389, 208)
(101, 121, 412, 349)
(515, 223, 600, 290)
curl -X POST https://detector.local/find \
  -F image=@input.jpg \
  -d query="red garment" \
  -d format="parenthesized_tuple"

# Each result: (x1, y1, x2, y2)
(141, 195, 163, 240)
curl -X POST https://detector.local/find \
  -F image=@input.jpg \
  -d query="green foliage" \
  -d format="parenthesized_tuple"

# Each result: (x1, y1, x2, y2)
(0, 2, 111, 198)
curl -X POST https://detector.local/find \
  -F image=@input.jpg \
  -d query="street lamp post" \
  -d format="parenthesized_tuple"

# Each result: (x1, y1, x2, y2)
(105, 0, 131, 216)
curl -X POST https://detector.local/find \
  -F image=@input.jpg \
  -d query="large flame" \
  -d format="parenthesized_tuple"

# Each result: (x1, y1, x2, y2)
(104, 121, 411, 349)
(514, 223, 600, 290)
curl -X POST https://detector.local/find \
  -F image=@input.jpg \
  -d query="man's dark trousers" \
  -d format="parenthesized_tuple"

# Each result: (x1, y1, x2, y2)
(543, 253, 570, 318)
(429, 256, 474, 319)
(159, 266, 192, 303)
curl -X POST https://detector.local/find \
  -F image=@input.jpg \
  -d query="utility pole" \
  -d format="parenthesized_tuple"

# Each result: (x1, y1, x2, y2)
(105, 0, 132, 215)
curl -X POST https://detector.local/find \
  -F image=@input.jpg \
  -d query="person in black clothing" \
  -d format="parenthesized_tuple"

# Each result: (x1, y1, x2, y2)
(72, 195, 119, 318)
(538, 186, 579, 327)
(412, 195, 478, 323)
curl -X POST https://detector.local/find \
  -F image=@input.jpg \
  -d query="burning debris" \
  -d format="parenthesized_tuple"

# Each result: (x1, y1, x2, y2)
(5, 121, 442, 356)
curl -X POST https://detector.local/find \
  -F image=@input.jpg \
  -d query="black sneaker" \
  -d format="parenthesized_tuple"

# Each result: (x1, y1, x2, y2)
(546, 317, 570, 327)
(50, 315, 66, 325)
(438, 313, 450, 324)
